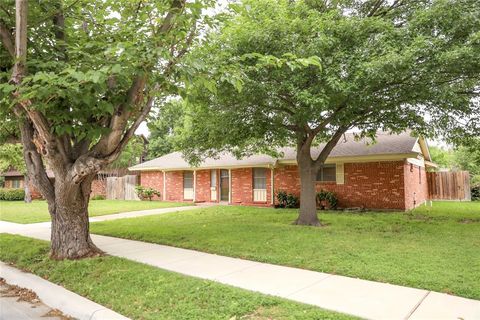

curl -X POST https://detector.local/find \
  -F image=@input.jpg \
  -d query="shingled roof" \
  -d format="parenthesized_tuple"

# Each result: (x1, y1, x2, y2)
(130, 131, 429, 171)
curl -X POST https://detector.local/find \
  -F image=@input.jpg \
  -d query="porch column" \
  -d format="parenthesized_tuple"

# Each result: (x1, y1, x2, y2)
(193, 170, 197, 202)
(228, 169, 232, 204)
(163, 171, 166, 201)
(271, 167, 274, 205)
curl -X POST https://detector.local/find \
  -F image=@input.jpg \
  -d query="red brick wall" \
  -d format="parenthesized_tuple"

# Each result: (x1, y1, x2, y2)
(166, 171, 185, 201)
(404, 162, 428, 210)
(138, 161, 418, 210)
(195, 169, 212, 202)
(231, 168, 253, 204)
(90, 179, 106, 198)
(274, 161, 406, 210)
(274, 165, 301, 197)
(140, 171, 164, 200)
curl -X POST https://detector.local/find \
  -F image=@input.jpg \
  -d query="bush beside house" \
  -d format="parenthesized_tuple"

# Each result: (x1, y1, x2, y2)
(0, 188, 25, 201)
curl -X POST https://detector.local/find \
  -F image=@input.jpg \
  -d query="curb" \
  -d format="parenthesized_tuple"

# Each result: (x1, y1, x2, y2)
(0, 261, 130, 320)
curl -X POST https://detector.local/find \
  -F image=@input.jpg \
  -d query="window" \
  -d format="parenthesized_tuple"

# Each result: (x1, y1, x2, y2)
(183, 171, 193, 189)
(12, 179, 21, 188)
(316, 164, 336, 182)
(211, 170, 217, 187)
(253, 168, 267, 189)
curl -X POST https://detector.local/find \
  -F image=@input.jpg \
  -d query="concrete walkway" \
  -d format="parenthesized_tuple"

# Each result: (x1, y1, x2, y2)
(89, 205, 199, 222)
(1, 221, 479, 320)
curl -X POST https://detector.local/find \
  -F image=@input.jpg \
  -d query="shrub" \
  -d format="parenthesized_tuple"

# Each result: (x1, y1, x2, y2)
(91, 195, 106, 200)
(135, 186, 161, 201)
(316, 190, 338, 209)
(0, 188, 25, 201)
(472, 184, 480, 201)
(285, 193, 300, 208)
(275, 190, 300, 208)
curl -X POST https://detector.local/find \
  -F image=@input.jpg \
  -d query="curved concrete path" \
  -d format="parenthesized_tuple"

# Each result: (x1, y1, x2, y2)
(1, 216, 479, 320)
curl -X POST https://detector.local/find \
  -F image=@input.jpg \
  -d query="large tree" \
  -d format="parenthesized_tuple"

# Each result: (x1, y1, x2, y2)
(0, 0, 213, 259)
(178, 0, 480, 225)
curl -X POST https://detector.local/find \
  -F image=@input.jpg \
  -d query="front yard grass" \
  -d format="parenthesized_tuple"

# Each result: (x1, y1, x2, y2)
(0, 234, 354, 320)
(91, 201, 480, 300)
(0, 200, 191, 224)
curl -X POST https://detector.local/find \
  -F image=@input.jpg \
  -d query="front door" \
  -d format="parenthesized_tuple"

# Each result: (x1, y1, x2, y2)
(220, 169, 229, 202)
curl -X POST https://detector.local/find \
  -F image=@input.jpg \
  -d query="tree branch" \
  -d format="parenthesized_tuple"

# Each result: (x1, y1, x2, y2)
(0, 19, 14, 57)
(11, 0, 28, 84)
(18, 117, 55, 204)
(313, 125, 350, 169)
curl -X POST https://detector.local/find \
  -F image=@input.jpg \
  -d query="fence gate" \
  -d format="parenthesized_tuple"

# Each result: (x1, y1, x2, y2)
(106, 175, 139, 200)
(427, 171, 471, 201)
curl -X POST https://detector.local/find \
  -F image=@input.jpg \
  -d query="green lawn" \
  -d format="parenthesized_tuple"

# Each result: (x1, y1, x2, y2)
(91, 201, 480, 300)
(0, 200, 191, 224)
(0, 234, 354, 320)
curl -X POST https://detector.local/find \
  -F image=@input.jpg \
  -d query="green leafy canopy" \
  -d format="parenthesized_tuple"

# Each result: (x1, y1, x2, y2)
(177, 0, 480, 163)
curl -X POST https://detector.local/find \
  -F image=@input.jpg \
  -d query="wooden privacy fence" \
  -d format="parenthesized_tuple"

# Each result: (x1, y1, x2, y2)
(427, 171, 471, 201)
(106, 175, 139, 200)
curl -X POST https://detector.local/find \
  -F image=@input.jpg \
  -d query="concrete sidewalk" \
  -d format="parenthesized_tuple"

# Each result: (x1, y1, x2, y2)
(1, 221, 479, 320)
(89, 205, 199, 222)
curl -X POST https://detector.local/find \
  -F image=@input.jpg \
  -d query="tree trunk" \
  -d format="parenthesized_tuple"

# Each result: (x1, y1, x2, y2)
(49, 176, 102, 260)
(294, 151, 321, 226)
(24, 174, 32, 203)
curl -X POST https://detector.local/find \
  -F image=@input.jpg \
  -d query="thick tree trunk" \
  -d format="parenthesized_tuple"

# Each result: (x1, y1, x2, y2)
(24, 174, 32, 203)
(49, 177, 102, 260)
(294, 151, 321, 226)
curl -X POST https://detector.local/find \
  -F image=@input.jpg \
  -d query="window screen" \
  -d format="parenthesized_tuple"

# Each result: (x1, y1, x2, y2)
(316, 164, 336, 182)
(211, 170, 217, 187)
(183, 171, 193, 188)
(253, 168, 267, 189)
(12, 179, 21, 188)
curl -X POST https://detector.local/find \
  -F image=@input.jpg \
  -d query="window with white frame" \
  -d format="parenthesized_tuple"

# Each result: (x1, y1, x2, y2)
(253, 168, 267, 202)
(316, 164, 336, 182)
(183, 171, 194, 199)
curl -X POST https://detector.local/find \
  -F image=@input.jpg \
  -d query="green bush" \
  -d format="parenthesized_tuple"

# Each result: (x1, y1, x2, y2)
(316, 190, 338, 209)
(91, 195, 106, 200)
(0, 188, 25, 201)
(471, 184, 480, 201)
(134, 186, 161, 201)
(275, 190, 300, 208)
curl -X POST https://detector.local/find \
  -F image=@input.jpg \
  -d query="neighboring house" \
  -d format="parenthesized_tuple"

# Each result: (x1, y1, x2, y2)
(0, 168, 123, 200)
(1, 168, 54, 199)
(130, 132, 436, 211)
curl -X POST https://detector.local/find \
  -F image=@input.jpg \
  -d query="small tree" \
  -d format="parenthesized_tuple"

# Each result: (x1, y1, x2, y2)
(178, 0, 480, 226)
(135, 186, 162, 201)
(0, 0, 214, 259)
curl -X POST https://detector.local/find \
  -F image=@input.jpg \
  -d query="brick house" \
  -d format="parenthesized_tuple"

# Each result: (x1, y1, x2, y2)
(130, 132, 436, 211)
(1, 168, 53, 199)
(1, 168, 118, 200)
